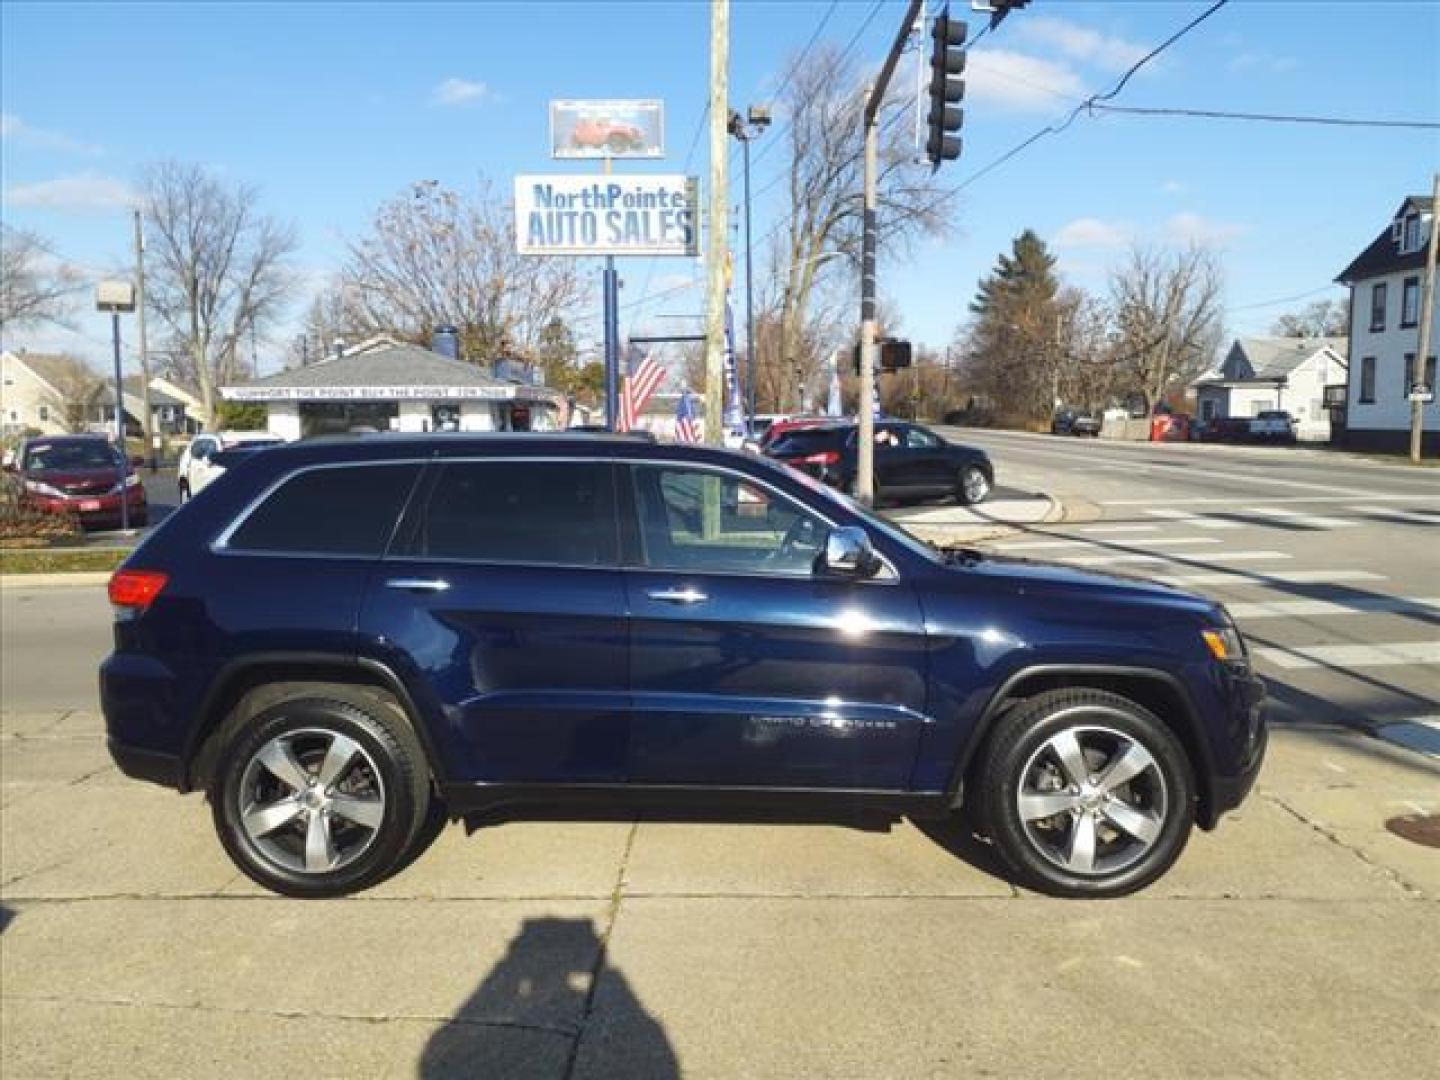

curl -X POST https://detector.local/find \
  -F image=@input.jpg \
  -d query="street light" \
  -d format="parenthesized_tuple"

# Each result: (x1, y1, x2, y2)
(96, 280, 137, 533)
(728, 104, 770, 429)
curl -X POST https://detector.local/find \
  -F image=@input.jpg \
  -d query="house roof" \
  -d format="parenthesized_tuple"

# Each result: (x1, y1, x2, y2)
(5, 351, 88, 394)
(1194, 337, 1345, 386)
(118, 376, 189, 408)
(220, 343, 564, 404)
(1336, 196, 1434, 284)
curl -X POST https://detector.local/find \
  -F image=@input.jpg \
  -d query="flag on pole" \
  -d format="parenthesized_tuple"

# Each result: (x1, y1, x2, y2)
(675, 387, 701, 443)
(723, 296, 745, 437)
(826, 349, 843, 417)
(618, 344, 664, 431)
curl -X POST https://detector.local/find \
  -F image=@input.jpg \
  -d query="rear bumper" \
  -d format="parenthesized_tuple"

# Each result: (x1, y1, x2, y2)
(107, 737, 183, 789)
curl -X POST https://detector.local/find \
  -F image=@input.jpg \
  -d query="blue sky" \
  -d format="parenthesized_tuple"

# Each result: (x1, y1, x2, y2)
(3, 0, 1438, 373)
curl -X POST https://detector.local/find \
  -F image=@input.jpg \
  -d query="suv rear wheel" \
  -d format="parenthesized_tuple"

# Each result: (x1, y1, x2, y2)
(978, 688, 1194, 898)
(211, 691, 432, 897)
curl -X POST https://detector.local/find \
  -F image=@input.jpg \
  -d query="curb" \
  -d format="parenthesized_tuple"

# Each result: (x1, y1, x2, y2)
(1, 572, 113, 589)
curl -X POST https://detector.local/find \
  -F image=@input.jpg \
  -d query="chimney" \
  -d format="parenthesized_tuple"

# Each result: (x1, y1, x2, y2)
(330, 337, 347, 359)
(431, 325, 460, 361)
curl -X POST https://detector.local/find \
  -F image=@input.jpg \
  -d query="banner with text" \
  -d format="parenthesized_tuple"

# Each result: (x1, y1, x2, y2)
(514, 175, 699, 257)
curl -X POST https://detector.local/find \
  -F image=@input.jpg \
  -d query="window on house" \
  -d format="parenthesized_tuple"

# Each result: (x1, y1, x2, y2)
(1369, 284, 1386, 331)
(1359, 357, 1376, 403)
(1402, 214, 1423, 253)
(1404, 354, 1416, 394)
(1401, 277, 1420, 328)
(37, 405, 50, 422)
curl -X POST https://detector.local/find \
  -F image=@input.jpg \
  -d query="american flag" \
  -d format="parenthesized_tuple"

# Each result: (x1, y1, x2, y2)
(674, 387, 701, 443)
(618, 346, 664, 432)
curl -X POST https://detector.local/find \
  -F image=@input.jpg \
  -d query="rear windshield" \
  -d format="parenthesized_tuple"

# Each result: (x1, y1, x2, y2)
(23, 441, 119, 471)
(769, 428, 847, 456)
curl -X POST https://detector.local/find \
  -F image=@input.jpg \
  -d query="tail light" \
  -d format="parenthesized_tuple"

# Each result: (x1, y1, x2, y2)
(800, 451, 840, 466)
(108, 569, 168, 615)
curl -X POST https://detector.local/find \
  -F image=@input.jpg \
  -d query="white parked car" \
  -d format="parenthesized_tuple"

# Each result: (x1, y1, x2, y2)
(177, 431, 284, 501)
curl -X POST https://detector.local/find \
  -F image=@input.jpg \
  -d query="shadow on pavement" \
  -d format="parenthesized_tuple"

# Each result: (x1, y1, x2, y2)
(417, 916, 678, 1080)
(0, 904, 14, 934)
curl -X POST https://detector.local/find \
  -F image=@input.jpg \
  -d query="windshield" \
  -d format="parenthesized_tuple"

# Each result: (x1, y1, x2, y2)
(23, 442, 121, 472)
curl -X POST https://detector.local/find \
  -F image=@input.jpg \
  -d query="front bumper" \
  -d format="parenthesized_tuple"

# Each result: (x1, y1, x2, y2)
(1205, 669, 1267, 825)
(26, 487, 146, 526)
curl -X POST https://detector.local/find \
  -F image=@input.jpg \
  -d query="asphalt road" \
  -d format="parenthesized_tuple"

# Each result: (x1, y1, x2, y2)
(937, 429, 1440, 753)
(3, 437, 1438, 1077)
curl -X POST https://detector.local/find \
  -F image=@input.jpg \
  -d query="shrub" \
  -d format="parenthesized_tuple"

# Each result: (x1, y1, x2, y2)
(0, 473, 82, 548)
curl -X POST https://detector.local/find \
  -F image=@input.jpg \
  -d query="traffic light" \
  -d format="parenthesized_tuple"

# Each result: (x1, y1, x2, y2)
(987, 0, 1031, 30)
(852, 339, 914, 374)
(926, 8, 967, 168)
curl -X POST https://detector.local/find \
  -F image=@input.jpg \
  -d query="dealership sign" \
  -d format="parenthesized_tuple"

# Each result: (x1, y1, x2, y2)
(221, 385, 521, 403)
(550, 99, 664, 159)
(514, 175, 698, 257)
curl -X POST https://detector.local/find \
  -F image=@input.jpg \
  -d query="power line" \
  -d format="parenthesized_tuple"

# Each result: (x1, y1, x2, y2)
(1230, 284, 1340, 312)
(920, 0, 1232, 208)
(1090, 102, 1440, 130)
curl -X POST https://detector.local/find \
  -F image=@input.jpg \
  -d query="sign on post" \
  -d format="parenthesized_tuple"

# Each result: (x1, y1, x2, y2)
(551, 100, 664, 159)
(514, 175, 699, 257)
(1408, 382, 1434, 403)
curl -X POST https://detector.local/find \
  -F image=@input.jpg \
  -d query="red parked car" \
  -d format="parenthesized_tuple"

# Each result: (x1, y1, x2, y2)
(11, 434, 147, 529)
(570, 118, 645, 153)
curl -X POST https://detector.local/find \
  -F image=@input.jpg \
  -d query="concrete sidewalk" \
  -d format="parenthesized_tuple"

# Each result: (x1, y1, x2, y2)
(3, 708, 1437, 1078)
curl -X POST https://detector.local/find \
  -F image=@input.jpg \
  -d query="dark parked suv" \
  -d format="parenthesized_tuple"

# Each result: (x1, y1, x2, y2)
(102, 435, 1265, 898)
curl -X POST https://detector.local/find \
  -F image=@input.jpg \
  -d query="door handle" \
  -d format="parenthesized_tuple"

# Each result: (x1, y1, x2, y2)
(646, 587, 708, 605)
(385, 577, 451, 593)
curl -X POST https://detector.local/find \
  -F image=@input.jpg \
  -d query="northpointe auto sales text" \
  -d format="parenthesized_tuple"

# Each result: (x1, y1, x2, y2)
(524, 182, 695, 249)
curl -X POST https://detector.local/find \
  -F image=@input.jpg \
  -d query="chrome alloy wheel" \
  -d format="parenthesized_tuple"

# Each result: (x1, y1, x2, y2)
(237, 728, 386, 875)
(962, 467, 990, 504)
(1015, 725, 1168, 877)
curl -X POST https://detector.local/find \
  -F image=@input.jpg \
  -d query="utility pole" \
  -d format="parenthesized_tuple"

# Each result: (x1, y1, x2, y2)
(1410, 171, 1439, 463)
(858, 0, 925, 504)
(132, 209, 155, 469)
(703, 0, 730, 447)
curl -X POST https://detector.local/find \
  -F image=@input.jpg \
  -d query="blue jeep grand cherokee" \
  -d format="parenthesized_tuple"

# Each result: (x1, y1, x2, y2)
(101, 435, 1265, 898)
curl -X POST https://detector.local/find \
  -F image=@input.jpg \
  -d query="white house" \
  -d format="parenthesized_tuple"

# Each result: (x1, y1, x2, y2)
(1192, 337, 1346, 442)
(2, 349, 201, 439)
(220, 335, 570, 440)
(1335, 194, 1438, 453)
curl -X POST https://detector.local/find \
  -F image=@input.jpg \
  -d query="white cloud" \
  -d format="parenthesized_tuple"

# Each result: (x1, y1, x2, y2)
(430, 77, 491, 106)
(1013, 16, 1150, 72)
(1163, 212, 1247, 247)
(1054, 217, 1132, 251)
(966, 50, 1086, 111)
(1230, 51, 1299, 74)
(3, 173, 136, 212)
(0, 113, 101, 156)
(1160, 179, 1187, 195)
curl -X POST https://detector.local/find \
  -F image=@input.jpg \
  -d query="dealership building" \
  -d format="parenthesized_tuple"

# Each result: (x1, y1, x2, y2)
(221, 335, 570, 440)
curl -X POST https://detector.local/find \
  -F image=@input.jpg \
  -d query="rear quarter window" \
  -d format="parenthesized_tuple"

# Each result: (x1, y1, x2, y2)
(224, 463, 420, 556)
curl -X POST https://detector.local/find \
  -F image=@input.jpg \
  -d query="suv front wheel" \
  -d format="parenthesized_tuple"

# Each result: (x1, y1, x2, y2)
(978, 688, 1195, 898)
(212, 692, 432, 897)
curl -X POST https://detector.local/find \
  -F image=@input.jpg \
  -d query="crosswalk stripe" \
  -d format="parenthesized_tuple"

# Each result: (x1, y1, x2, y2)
(1143, 509, 1242, 529)
(1252, 641, 1440, 670)
(1225, 597, 1440, 619)
(1244, 506, 1360, 529)
(1074, 524, 1159, 534)
(1158, 569, 1388, 586)
(1065, 550, 1291, 567)
(1004, 536, 1221, 552)
(1344, 506, 1439, 525)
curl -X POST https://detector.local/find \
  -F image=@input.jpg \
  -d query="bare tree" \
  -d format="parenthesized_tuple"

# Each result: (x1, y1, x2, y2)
(338, 180, 589, 363)
(37, 354, 104, 433)
(1109, 245, 1224, 413)
(141, 162, 298, 423)
(755, 45, 954, 412)
(1270, 297, 1347, 338)
(0, 226, 83, 331)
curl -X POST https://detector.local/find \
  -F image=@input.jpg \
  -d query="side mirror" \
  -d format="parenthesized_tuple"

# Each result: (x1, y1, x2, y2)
(820, 526, 880, 579)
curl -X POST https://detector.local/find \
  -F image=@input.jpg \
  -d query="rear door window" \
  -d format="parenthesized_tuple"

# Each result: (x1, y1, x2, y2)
(403, 460, 617, 566)
(225, 464, 420, 556)
(769, 428, 846, 457)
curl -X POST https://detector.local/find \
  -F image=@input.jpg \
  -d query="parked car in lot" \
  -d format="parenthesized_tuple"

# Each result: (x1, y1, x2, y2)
(102, 434, 1265, 899)
(1050, 409, 1101, 437)
(176, 431, 283, 501)
(9, 434, 147, 529)
(1250, 410, 1297, 444)
(750, 415, 831, 453)
(766, 420, 994, 505)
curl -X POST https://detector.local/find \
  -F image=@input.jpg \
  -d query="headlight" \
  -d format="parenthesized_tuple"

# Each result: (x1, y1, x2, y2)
(122, 474, 142, 489)
(23, 479, 66, 499)
(1201, 616, 1246, 664)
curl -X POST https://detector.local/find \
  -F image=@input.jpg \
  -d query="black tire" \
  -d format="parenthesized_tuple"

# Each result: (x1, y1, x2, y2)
(977, 688, 1195, 898)
(956, 464, 990, 506)
(211, 691, 432, 897)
